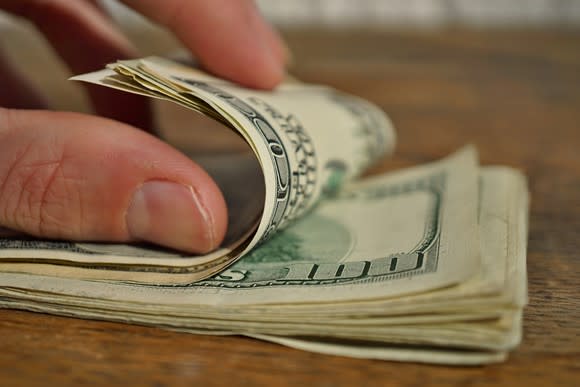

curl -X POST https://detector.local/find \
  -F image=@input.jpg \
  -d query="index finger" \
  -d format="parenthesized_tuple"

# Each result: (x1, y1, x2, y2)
(120, 0, 288, 89)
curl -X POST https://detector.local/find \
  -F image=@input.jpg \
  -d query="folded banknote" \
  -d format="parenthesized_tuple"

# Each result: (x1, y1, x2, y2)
(0, 58, 529, 364)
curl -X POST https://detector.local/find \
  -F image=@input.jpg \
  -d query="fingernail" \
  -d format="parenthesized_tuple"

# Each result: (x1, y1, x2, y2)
(250, 17, 287, 88)
(264, 24, 293, 67)
(261, 37, 286, 80)
(126, 181, 216, 253)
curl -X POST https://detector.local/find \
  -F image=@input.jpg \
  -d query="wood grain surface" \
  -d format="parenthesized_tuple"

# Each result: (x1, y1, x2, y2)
(1, 28, 579, 386)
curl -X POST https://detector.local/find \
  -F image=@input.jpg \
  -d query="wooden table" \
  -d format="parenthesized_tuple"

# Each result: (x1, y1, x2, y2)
(1, 29, 579, 386)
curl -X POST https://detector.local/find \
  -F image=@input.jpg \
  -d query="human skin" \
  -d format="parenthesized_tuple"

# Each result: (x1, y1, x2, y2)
(0, 0, 288, 253)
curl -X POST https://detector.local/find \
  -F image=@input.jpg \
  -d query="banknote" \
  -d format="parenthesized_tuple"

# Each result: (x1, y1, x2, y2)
(0, 149, 529, 364)
(0, 58, 529, 364)
(0, 57, 395, 284)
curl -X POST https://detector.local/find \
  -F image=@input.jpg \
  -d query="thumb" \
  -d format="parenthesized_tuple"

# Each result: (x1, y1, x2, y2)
(0, 108, 227, 253)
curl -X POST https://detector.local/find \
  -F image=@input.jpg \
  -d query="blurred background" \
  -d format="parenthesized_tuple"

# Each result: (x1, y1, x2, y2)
(255, 0, 580, 27)
(82, 0, 580, 27)
(0, 0, 578, 126)
(2, 0, 580, 28)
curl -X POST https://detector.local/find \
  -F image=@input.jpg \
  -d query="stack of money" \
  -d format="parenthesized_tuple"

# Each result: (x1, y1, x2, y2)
(0, 58, 529, 365)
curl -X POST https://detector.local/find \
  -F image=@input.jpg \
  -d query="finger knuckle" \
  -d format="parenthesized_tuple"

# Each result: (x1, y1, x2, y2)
(0, 136, 82, 238)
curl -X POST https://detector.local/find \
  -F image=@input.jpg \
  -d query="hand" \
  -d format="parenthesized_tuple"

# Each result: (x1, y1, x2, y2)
(0, 0, 288, 253)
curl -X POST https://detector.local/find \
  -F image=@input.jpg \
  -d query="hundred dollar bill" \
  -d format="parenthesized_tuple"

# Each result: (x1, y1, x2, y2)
(0, 57, 395, 284)
(0, 147, 481, 301)
(0, 152, 529, 365)
(0, 58, 530, 365)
